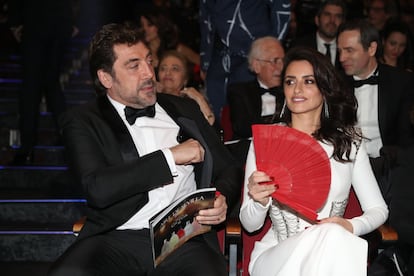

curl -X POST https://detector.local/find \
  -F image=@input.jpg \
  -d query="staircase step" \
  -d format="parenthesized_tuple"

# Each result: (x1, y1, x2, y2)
(0, 43, 93, 264)
(0, 146, 66, 166)
(0, 199, 86, 225)
(0, 232, 76, 261)
(0, 127, 61, 147)
(0, 98, 90, 113)
(0, 261, 52, 276)
(0, 166, 80, 193)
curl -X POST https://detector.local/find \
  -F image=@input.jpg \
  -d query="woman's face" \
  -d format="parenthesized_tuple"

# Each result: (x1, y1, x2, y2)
(140, 16, 159, 43)
(158, 55, 187, 95)
(283, 60, 323, 118)
(383, 31, 407, 62)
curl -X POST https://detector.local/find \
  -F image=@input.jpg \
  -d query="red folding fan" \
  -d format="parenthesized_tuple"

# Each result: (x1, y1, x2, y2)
(252, 124, 331, 221)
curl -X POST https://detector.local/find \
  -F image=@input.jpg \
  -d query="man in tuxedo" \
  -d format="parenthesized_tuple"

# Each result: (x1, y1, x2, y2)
(48, 23, 242, 276)
(291, 0, 346, 70)
(337, 19, 414, 273)
(225, 36, 285, 164)
(227, 36, 285, 140)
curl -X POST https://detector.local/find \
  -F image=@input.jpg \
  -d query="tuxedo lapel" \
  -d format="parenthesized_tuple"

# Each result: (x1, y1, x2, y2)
(176, 117, 213, 188)
(157, 94, 213, 188)
(377, 65, 390, 136)
(251, 81, 264, 116)
(97, 96, 139, 162)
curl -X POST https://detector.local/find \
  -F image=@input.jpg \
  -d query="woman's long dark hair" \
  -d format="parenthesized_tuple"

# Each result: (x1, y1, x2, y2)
(277, 47, 361, 162)
(140, 8, 179, 60)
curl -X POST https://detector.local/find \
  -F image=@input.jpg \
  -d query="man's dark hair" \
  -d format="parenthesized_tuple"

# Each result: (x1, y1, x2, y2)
(89, 23, 147, 95)
(338, 19, 380, 51)
(316, 0, 347, 20)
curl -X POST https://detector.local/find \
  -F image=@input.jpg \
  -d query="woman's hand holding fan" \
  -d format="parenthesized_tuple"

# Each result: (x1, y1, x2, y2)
(252, 124, 331, 221)
(247, 171, 277, 206)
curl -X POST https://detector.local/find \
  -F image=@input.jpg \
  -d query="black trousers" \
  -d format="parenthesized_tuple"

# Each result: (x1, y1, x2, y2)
(48, 229, 227, 276)
(19, 21, 70, 151)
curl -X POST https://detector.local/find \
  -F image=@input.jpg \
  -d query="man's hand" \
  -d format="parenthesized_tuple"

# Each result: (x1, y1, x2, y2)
(170, 138, 204, 165)
(196, 194, 227, 225)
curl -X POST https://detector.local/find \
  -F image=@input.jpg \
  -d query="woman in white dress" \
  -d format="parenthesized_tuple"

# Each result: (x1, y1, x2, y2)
(239, 47, 389, 276)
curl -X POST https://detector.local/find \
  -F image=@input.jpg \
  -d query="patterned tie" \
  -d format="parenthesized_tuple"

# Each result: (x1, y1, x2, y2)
(124, 105, 156, 125)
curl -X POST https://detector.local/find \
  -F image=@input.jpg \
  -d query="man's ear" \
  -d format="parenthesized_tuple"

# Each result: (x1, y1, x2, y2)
(97, 69, 112, 89)
(251, 59, 260, 74)
(368, 41, 378, 57)
(314, 15, 320, 27)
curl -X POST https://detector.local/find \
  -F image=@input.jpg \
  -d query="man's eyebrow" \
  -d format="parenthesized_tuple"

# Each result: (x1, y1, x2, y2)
(124, 51, 151, 66)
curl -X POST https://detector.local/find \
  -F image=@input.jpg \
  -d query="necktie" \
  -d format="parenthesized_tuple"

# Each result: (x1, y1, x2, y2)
(260, 86, 278, 96)
(324, 43, 331, 62)
(353, 75, 379, 88)
(124, 105, 155, 125)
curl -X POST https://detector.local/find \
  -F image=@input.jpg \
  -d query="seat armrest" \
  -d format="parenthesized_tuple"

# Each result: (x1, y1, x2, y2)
(73, 216, 86, 235)
(377, 224, 398, 242)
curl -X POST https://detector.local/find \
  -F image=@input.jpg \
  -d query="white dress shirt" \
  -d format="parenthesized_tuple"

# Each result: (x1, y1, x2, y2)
(354, 68, 383, 158)
(258, 80, 277, 116)
(108, 96, 197, 230)
(316, 33, 336, 65)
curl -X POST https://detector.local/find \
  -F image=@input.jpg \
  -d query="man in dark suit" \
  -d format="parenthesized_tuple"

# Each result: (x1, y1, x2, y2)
(225, 36, 285, 164)
(337, 19, 414, 273)
(291, 0, 347, 70)
(8, 0, 77, 164)
(48, 23, 242, 276)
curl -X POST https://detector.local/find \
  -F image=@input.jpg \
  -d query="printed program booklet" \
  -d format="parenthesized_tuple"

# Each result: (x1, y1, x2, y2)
(149, 187, 216, 267)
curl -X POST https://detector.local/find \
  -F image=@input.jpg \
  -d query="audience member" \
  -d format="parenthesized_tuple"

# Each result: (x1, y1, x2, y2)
(226, 36, 285, 164)
(157, 50, 215, 126)
(399, 0, 414, 35)
(378, 18, 414, 71)
(139, 8, 199, 72)
(337, 19, 414, 204)
(293, 0, 321, 38)
(48, 23, 242, 275)
(291, 0, 347, 70)
(227, 36, 285, 139)
(365, 0, 398, 34)
(199, 0, 291, 119)
(239, 47, 388, 276)
(7, 0, 77, 165)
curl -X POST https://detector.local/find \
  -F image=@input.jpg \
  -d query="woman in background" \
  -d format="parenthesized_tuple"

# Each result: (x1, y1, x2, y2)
(378, 19, 414, 71)
(157, 50, 214, 126)
(140, 8, 200, 71)
(239, 47, 388, 276)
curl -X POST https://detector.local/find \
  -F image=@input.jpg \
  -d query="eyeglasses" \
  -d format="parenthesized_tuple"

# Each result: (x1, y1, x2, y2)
(256, 57, 283, 66)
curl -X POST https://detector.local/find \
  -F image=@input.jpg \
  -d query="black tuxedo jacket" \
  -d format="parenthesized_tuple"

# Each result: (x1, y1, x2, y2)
(346, 64, 414, 246)
(346, 63, 414, 148)
(290, 33, 342, 71)
(227, 80, 284, 139)
(60, 93, 242, 241)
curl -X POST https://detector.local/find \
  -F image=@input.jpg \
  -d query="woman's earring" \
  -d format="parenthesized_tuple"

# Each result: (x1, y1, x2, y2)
(324, 99, 329, 119)
(279, 100, 287, 119)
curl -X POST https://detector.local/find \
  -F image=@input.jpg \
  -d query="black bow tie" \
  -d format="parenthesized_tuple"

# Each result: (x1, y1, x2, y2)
(353, 75, 379, 88)
(124, 105, 155, 125)
(260, 86, 279, 96)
